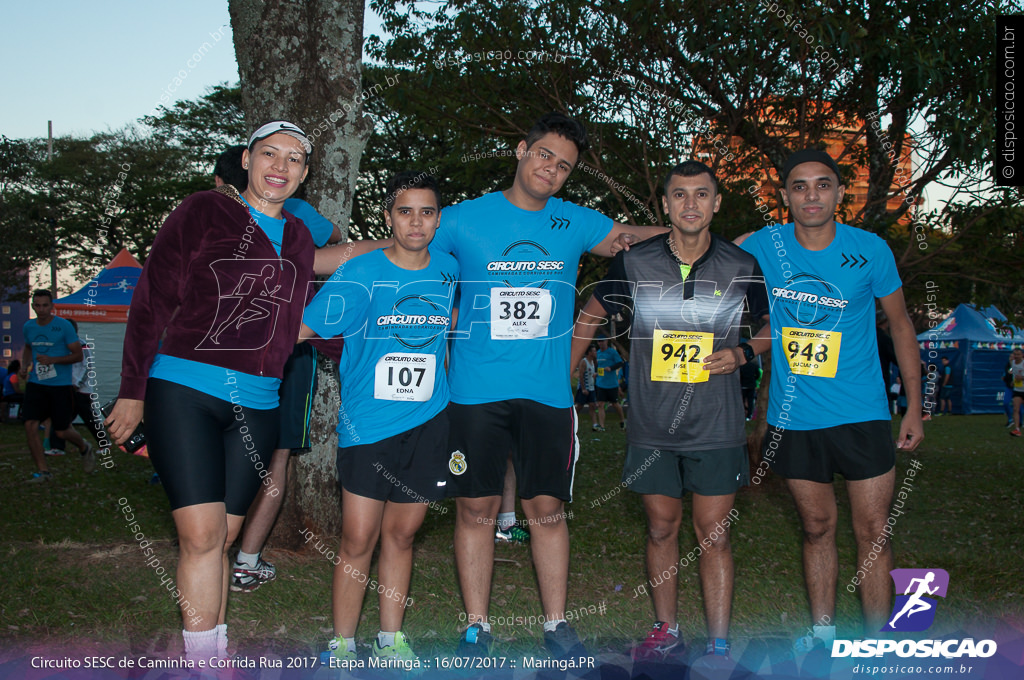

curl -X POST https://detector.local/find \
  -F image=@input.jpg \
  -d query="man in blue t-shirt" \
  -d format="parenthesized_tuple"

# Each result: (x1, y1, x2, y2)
(301, 172, 457, 666)
(430, 113, 665, 660)
(739, 149, 923, 647)
(19, 289, 91, 482)
(593, 336, 625, 431)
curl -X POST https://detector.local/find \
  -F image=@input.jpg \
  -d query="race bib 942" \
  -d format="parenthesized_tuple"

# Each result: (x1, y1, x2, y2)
(651, 330, 714, 383)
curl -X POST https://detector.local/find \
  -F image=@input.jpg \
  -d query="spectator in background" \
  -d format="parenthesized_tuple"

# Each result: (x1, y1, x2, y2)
(46, 319, 106, 471)
(938, 356, 954, 416)
(20, 289, 92, 482)
(1007, 348, 1024, 437)
(1, 360, 24, 423)
(595, 336, 626, 431)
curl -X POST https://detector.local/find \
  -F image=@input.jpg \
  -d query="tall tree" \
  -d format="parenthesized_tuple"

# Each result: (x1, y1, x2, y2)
(229, 0, 371, 542)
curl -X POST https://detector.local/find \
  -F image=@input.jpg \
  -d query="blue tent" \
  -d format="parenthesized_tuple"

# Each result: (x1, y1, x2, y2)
(918, 304, 1024, 414)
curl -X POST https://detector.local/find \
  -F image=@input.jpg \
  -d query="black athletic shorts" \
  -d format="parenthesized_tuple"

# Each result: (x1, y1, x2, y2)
(595, 386, 619, 403)
(337, 408, 450, 503)
(575, 387, 596, 405)
(447, 400, 579, 501)
(23, 382, 76, 430)
(277, 343, 318, 451)
(763, 419, 895, 483)
(623, 444, 749, 497)
(144, 378, 279, 515)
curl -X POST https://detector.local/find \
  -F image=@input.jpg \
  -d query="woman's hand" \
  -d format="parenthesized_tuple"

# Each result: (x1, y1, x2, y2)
(106, 399, 144, 445)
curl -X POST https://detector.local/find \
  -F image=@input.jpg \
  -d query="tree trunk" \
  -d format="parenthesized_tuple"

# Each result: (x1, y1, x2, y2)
(229, 0, 370, 546)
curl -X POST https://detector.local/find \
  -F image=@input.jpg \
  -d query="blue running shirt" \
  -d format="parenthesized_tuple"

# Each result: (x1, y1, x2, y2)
(741, 223, 903, 430)
(432, 192, 613, 408)
(302, 248, 459, 446)
(284, 198, 336, 247)
(23, 317, 78, 386)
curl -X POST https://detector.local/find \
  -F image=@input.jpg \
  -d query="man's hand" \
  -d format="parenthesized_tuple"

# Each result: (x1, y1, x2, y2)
(106, 399, 144, 445)
(703, 347, 745, 375)
(895, 411, 923, 451)
(609, 232, 640, 256)
(36, 355, 54, 366)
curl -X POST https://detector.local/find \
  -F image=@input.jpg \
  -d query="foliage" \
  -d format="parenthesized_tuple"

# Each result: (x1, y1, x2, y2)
(366, 0, 1021, 323)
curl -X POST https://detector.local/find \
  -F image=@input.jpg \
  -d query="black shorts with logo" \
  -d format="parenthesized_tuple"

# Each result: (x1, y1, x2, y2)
(337, 408, 450, 503)
(447, 399, 579, 501)
(763, 419, 895, 483)
(23, 382, 76, 430)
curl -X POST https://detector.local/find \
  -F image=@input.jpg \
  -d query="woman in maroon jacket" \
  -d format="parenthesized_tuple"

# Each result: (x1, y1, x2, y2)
(107, 121, 315, 663)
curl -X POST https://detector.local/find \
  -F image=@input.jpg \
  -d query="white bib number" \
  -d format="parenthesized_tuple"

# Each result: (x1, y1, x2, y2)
(35, 362, 57, 382)
(490, 288, 552, 339)
(374, 354, 435, 402)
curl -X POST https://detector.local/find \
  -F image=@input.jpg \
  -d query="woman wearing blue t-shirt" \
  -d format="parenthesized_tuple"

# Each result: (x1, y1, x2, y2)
(106, 121, 316, 663)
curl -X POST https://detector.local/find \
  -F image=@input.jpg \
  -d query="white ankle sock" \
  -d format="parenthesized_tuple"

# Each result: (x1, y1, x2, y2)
(235, 551, 259, 569)
(543, 618, 566, 633)
(216, 623, 228, 658)
(497, 512, 516, 531)
(378, 631, 397, 647)
(182, 627, 218, 663)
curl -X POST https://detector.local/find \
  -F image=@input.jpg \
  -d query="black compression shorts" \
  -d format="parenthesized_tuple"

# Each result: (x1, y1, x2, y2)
(144, 378, 279, 515)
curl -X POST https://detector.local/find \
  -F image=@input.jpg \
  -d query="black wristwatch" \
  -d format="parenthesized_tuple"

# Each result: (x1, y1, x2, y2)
(738, 342, 755, 363)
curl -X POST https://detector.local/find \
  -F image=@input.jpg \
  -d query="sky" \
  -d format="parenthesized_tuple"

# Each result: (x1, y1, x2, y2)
(1, 1, 384, 141)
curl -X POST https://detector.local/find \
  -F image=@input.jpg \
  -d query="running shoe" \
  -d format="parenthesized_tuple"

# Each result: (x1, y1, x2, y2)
(455, 623, 493, 658)
(230, 558, 276, 592)
(43, 448, 65, 456)
(1011, 429, 1022, 437)
(27, 470, 53, 484)
(373, 631, 419, 662)
(544, 621, 588, 660)
(620, 421, 626, 430)
(82, 443, 96, 473)
(592, 425, 606, 432)
(320, 636, 357, 665)
(631, 621, 682, 661)
(495, 525, 530, 544)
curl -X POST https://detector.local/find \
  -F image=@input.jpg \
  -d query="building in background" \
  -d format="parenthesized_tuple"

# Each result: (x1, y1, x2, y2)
(1, 272, 30, 369)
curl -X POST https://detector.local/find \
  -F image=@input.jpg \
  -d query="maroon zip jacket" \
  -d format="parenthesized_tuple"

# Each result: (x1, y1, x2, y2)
(118, 186, 315, 400)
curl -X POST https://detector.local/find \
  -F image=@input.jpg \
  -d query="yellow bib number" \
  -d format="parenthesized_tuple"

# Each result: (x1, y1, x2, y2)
(651, 330, 713, 383)
(782, 328, 841, 378)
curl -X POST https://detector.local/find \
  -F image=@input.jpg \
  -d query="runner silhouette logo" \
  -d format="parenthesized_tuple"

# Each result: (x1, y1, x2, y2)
(882, 568, 949, 632)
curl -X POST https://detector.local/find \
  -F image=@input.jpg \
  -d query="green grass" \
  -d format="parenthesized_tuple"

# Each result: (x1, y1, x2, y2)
(1, 413, 1021, 659)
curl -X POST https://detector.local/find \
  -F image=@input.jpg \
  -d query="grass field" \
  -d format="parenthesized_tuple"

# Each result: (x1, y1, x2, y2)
(1, 412, 1022, 666)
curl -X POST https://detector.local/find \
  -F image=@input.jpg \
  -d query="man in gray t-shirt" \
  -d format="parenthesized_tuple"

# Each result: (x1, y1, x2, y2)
(570, 160, 769, 663)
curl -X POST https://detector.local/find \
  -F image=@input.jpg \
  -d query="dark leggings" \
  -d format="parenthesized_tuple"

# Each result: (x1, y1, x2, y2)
(144, 378, 279, 515)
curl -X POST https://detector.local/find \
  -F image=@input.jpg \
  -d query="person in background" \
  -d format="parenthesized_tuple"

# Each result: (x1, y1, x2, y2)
(1, 360, 24, 423)
(20, 289, 92, 482)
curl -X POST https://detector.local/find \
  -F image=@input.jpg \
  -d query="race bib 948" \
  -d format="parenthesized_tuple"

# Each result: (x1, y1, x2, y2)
(782, 328, 841, 378)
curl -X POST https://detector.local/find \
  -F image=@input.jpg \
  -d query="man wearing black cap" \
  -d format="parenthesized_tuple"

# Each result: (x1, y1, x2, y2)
(739, 149, 923, 649)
